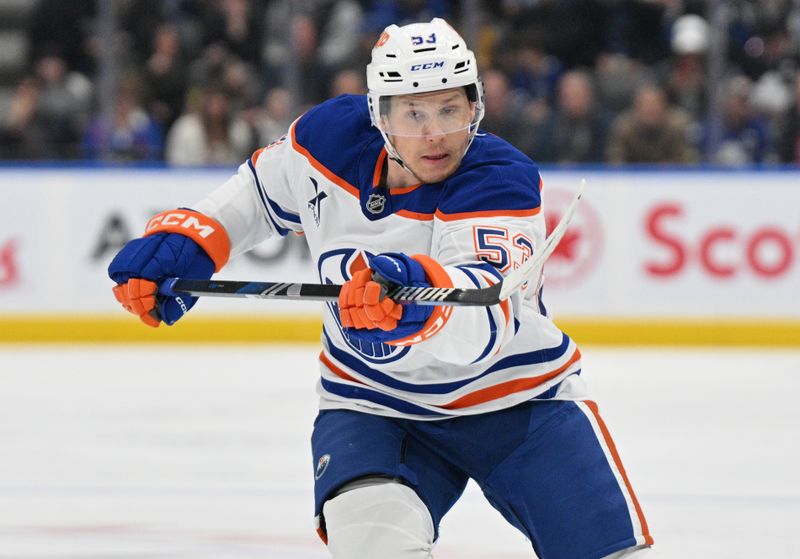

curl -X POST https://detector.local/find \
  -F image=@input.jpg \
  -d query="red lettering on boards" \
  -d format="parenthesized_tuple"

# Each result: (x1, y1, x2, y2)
(0, 239, 19, 286)
(644, 203, 797, 280)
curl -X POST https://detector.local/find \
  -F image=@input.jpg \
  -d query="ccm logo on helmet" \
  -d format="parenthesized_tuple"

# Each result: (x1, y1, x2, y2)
(146, 212, 216, 238)
(410, 61, 445, 71)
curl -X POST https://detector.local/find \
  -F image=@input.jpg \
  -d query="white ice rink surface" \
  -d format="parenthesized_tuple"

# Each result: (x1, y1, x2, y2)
(1, 344, 799, 559)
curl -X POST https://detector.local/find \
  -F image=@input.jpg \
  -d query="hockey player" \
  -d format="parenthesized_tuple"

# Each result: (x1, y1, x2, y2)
(108, 18, 653, 559)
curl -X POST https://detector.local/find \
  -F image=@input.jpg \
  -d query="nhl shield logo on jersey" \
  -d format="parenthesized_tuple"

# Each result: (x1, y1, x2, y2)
(366, 192, 386, 214)
(315, 454, 331, 480)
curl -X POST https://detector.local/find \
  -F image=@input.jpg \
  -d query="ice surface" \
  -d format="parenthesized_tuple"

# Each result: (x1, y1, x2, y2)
(0, 345, 798, 558)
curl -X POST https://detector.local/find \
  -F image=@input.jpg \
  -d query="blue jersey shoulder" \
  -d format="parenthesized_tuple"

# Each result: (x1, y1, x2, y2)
(293, 95, 379, 184)
(437, 132, 542, 216)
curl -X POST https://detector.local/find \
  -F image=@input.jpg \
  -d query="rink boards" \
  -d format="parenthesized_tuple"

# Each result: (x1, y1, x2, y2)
(0, 166, 798, 345)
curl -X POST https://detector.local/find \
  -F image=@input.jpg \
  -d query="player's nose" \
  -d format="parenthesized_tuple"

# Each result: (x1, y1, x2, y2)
(423, 126, 446, 143)
(422, 119, 446, 140)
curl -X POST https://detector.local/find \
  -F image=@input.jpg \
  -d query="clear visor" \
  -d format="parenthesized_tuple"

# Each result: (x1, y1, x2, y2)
(378, 94, 478, 138)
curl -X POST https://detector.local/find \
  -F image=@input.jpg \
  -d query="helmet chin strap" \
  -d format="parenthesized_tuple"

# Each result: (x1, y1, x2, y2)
(386, 151, 426, 186)
(381, 134, 427, 186)
(380, 122, 481, 186)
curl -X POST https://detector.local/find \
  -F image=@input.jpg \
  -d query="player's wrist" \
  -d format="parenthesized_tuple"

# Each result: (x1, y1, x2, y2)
(143, 208, 230, 271)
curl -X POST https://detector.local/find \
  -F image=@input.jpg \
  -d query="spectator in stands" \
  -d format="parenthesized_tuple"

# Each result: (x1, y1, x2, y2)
(603, 0, 671, 64)
(477, 68, 536, 156)
(165, 85, 254, 166)
(729, 17, 794, 81)
(262, 8, 327, 108)
(82, 75, 163, 162)
(315, 0, 366, 79)
(188, 42, 235, 92)
(28, 1, 97, 76)
(0, 76, 44, 159)
(142, 22, 188, 132)
(751, 70, 793, 160)
(533, 70, 611, 163)
(361, 0, 451, 34)
(204, 0, 264, 64)
(702, 76, 771, 164)
(505, 35, 564, 105)
(594, 53, 655, 118)
(251, 87, 293, 147)
(185, 41, 262, 119)
(329, 68, 366, 97)
(220, 57, 263, 114)
(32, 49, 94, 158)
(263, 1, 365, 107)
(778, 74, 800, 163)
(9, 1, 800, 166)
(607, 84, 697, 164)
(660, 14, 709, 121)
(498, 0, 608, 68)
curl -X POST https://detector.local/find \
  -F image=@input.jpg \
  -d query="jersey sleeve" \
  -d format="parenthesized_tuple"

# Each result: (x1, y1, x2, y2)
(191, 131, 303, 260)
(399, 161, 545, 366)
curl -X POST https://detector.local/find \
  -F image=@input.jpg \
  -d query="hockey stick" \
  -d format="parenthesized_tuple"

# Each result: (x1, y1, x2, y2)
(160, 180, 585, 307)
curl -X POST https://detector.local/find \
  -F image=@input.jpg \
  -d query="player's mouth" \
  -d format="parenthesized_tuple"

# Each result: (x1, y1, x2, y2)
(420, 152, 450, 165)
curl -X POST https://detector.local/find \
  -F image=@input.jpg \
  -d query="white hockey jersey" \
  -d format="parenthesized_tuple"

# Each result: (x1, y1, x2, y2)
(193, 94, 585, 420)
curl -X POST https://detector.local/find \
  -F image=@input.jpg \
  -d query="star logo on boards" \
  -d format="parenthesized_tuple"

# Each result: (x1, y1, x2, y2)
(542, 189, 603, 288)
(307, 177, 328, 226)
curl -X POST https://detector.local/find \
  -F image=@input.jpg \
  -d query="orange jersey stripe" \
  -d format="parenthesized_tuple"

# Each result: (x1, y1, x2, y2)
(498, 296, 511, 328)
(390, 183, 424, 195)
(395, 208, 434, 221)
(372, 148, 386, 187)
(583, 400, 654, 546)
(291, 122, 360, 199)
(482, 275, 511, 329)
(372, 147, 424, 194)
(441, 348, 581, 409)
(320, 351, 361, 383)
(435, 206, 541, 222)
(293, 128, 429, 220)
(251, 147, 266, 166)
(388, 254, 453, 347)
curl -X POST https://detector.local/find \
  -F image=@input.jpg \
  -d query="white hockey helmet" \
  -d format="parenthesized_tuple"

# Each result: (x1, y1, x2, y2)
(366, 18, 485, 165)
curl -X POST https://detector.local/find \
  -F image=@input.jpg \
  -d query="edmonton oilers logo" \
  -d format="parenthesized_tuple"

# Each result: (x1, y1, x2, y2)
(315, 454, 331, 480)
(318, 249, 409, 364)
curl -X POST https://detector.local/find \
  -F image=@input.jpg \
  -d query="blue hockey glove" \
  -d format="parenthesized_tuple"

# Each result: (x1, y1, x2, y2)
(338, 252, 434, 344)
(109, 209, 230, 327)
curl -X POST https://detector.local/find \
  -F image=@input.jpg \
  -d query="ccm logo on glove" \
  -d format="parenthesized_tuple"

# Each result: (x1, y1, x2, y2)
(143, 209, 230, 271)
(146, 212, 216, 239)
(108, 209, 230, 328)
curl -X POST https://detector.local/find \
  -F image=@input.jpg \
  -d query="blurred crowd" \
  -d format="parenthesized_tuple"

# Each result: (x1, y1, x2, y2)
(2, 0, 800, 166)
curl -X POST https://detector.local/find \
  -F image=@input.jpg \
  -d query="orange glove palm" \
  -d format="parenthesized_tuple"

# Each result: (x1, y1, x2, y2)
(112, 278, 161, 328)
(338, 268, 403, 331)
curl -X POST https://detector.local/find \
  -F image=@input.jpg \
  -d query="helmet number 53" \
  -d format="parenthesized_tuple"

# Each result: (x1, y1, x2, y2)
(411, 33, 437, 45)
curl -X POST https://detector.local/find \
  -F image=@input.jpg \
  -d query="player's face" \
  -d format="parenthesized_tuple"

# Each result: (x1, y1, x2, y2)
(383, 88, 475, 184)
